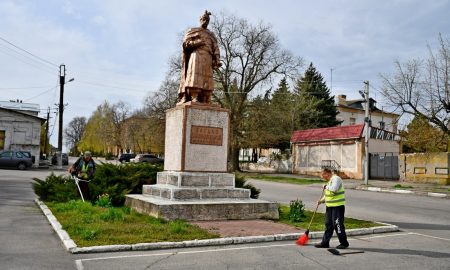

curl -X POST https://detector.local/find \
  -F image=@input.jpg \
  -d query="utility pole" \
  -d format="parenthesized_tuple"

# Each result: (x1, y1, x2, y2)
(57, 64, 74, 168)
(44, 106, 50, 157)
(363, 81, 370, 185)
(57, 64, 66, 169)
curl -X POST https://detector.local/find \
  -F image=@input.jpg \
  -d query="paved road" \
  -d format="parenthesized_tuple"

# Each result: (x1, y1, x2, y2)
(75, 232, 449, 270)
(2, 170, 449, 269)
(74, 180, 450, 270)
(250, 179, 450, 240)
(0, 169, 75, 270)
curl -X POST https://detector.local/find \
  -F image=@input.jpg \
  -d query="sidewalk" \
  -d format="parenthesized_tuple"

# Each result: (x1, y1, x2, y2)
(245, 172, 450, 198)
(350, 179, 449, 198)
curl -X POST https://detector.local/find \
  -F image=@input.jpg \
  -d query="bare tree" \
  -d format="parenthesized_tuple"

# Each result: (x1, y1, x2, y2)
(381, 35, 450, 135)
(211, 12, 304, 171)
(143, 74, 179, 119)
(110, 101, 131, 153)
(64, 116, 87, 154)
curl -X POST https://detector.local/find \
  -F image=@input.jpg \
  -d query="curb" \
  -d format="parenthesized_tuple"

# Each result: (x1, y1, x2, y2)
(35, 199, 77, 252)
(354, 186, 448, 198)
(35, 199, 399, 254)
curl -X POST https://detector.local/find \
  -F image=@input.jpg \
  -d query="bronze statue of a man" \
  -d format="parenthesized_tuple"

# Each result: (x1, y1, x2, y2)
(178, 10, 221, 104)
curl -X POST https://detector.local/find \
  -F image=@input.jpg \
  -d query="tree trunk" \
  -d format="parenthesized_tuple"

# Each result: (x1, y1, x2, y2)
(230, 143, 241, 172)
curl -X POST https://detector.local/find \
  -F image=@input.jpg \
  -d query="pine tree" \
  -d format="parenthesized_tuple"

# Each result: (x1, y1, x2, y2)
(268, 78, 295, 150)
(295, 63, 341, 128)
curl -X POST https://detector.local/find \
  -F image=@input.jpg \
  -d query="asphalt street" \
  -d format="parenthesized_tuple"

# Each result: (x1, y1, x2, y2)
(1, 169, 449, 270)
(250, 179, 450, 240)
(0, 169, 75, 270)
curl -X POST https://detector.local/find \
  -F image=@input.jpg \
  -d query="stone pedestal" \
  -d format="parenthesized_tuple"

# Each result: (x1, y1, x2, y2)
(164, 103, 229, 172)
(126, 103, 278, 221)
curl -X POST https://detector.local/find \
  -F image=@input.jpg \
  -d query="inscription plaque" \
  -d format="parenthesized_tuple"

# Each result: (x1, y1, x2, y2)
(190, 125, 223, 146)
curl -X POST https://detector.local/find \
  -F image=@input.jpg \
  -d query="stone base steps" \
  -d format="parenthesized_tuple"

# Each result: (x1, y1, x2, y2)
(157, 171, 235, 188)
(125, 195, 279, 221)
(143, 184, 250, 200)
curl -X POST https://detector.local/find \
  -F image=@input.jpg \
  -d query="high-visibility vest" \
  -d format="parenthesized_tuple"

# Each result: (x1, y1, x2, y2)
(79, 163, 89, 179)
(325, 182, 345, 207)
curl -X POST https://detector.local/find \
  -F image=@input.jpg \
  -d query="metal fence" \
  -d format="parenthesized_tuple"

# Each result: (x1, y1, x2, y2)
(369, 152, 399, 180)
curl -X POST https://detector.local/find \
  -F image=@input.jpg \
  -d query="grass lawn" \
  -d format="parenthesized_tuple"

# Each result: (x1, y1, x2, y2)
(277, 205, 381, 231)
(243, 174, 322, 185)
(46, 201, 382, 247)
(46, 201, 219, 247)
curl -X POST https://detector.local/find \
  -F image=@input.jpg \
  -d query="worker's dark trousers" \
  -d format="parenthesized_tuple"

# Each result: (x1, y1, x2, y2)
(321, 205, 349, 246)
(78, 180, 90, 200)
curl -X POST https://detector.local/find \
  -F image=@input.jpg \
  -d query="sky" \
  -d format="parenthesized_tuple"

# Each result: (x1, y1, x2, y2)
(0, 0, 449, 148)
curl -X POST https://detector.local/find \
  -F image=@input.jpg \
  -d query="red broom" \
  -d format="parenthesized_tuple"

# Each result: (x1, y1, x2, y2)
(296, 189, 325, 246)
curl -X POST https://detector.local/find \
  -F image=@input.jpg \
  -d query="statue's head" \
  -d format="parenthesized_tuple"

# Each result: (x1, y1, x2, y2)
(200, 10, 211, 29)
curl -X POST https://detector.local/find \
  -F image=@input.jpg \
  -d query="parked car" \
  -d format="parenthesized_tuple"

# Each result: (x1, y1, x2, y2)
(131, 154, 164, 164)
(118, 153, 136, 163)
(19, 151, 35, 163)
(0, 150, 34, 170)
(51, 153, 69, 165)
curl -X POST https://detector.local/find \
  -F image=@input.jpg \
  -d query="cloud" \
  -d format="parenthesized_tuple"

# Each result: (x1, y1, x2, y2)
(62, 0, 82, 19)
(91, 15, 106, 26)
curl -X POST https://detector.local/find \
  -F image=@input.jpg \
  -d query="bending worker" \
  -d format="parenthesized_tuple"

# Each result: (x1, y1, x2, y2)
(69, 151, 96, 200)
(315, 168, 349, 249)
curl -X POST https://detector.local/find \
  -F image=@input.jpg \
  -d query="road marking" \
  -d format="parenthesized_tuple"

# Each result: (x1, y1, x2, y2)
(79, 243, 299, 262)
(409, 232, 450, 242)
(356, 232, 411, 240)
(75, 259, 84, 270)
(76, 232, 432, 265)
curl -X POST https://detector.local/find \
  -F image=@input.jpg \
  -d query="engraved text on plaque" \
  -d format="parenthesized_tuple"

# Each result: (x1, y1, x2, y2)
(190, 125, 223, 146)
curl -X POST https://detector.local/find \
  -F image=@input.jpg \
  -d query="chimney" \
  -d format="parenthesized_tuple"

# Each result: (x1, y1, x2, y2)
(336, 94, 347, 105)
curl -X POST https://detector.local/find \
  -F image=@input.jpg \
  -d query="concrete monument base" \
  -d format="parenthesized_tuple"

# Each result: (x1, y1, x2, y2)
(126, 103, 279, 221)
(125, 195, 279, 221)
(125, 171, 279, 220)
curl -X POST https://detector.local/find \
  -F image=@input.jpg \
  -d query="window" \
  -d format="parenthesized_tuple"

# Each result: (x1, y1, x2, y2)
(20, 151, 31, 158)
(16, 152, 24, 158)
(0, 131, 4, 150)
(379, 121, 385, 130)
(0, 151, 13, 158)
(349, 118, 356, 125)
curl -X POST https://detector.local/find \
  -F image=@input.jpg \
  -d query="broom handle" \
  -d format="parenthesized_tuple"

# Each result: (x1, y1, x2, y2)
(307, 189, 325, 230)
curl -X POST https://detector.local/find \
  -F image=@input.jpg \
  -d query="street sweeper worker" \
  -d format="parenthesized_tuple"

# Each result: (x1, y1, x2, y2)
(315, 168, 350, 249)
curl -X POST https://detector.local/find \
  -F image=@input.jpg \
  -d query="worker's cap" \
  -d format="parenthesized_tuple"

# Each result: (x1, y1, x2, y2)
(84, 151, 92, 157)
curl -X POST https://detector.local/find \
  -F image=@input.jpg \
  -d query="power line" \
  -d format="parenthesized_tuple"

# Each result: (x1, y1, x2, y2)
(0, 85, 55, 90)
(49, 111, 58, 137)
(24, 85, 59, 102)
(0, 35, 59, 68)
(77, 80, 152, 93)
(0, 45, 56, 75)
(0, 85, 59, 111)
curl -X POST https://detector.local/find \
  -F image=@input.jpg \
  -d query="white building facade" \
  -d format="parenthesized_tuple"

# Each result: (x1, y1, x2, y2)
(336, 95, 399, 133)
(0, 104, 44, 167)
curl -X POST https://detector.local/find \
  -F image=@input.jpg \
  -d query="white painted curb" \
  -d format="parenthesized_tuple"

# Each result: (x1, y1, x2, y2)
(388, 189, 414, 194)
(35, 199, 77, 252)
(35, 199, 400, 254)
(357, 187, 448, 198)
(428, 192, 447, 198)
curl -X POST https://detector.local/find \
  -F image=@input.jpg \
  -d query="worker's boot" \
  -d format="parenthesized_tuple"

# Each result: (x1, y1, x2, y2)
(336, 244, 349, 249)
(314, 243, 329, 248)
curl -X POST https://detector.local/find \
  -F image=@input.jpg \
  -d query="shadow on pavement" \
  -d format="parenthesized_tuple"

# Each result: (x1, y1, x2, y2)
(362, 248, 450, 258)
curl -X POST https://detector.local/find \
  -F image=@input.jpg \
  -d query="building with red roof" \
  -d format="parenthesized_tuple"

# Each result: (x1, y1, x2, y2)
(291, 124, 400, 179)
